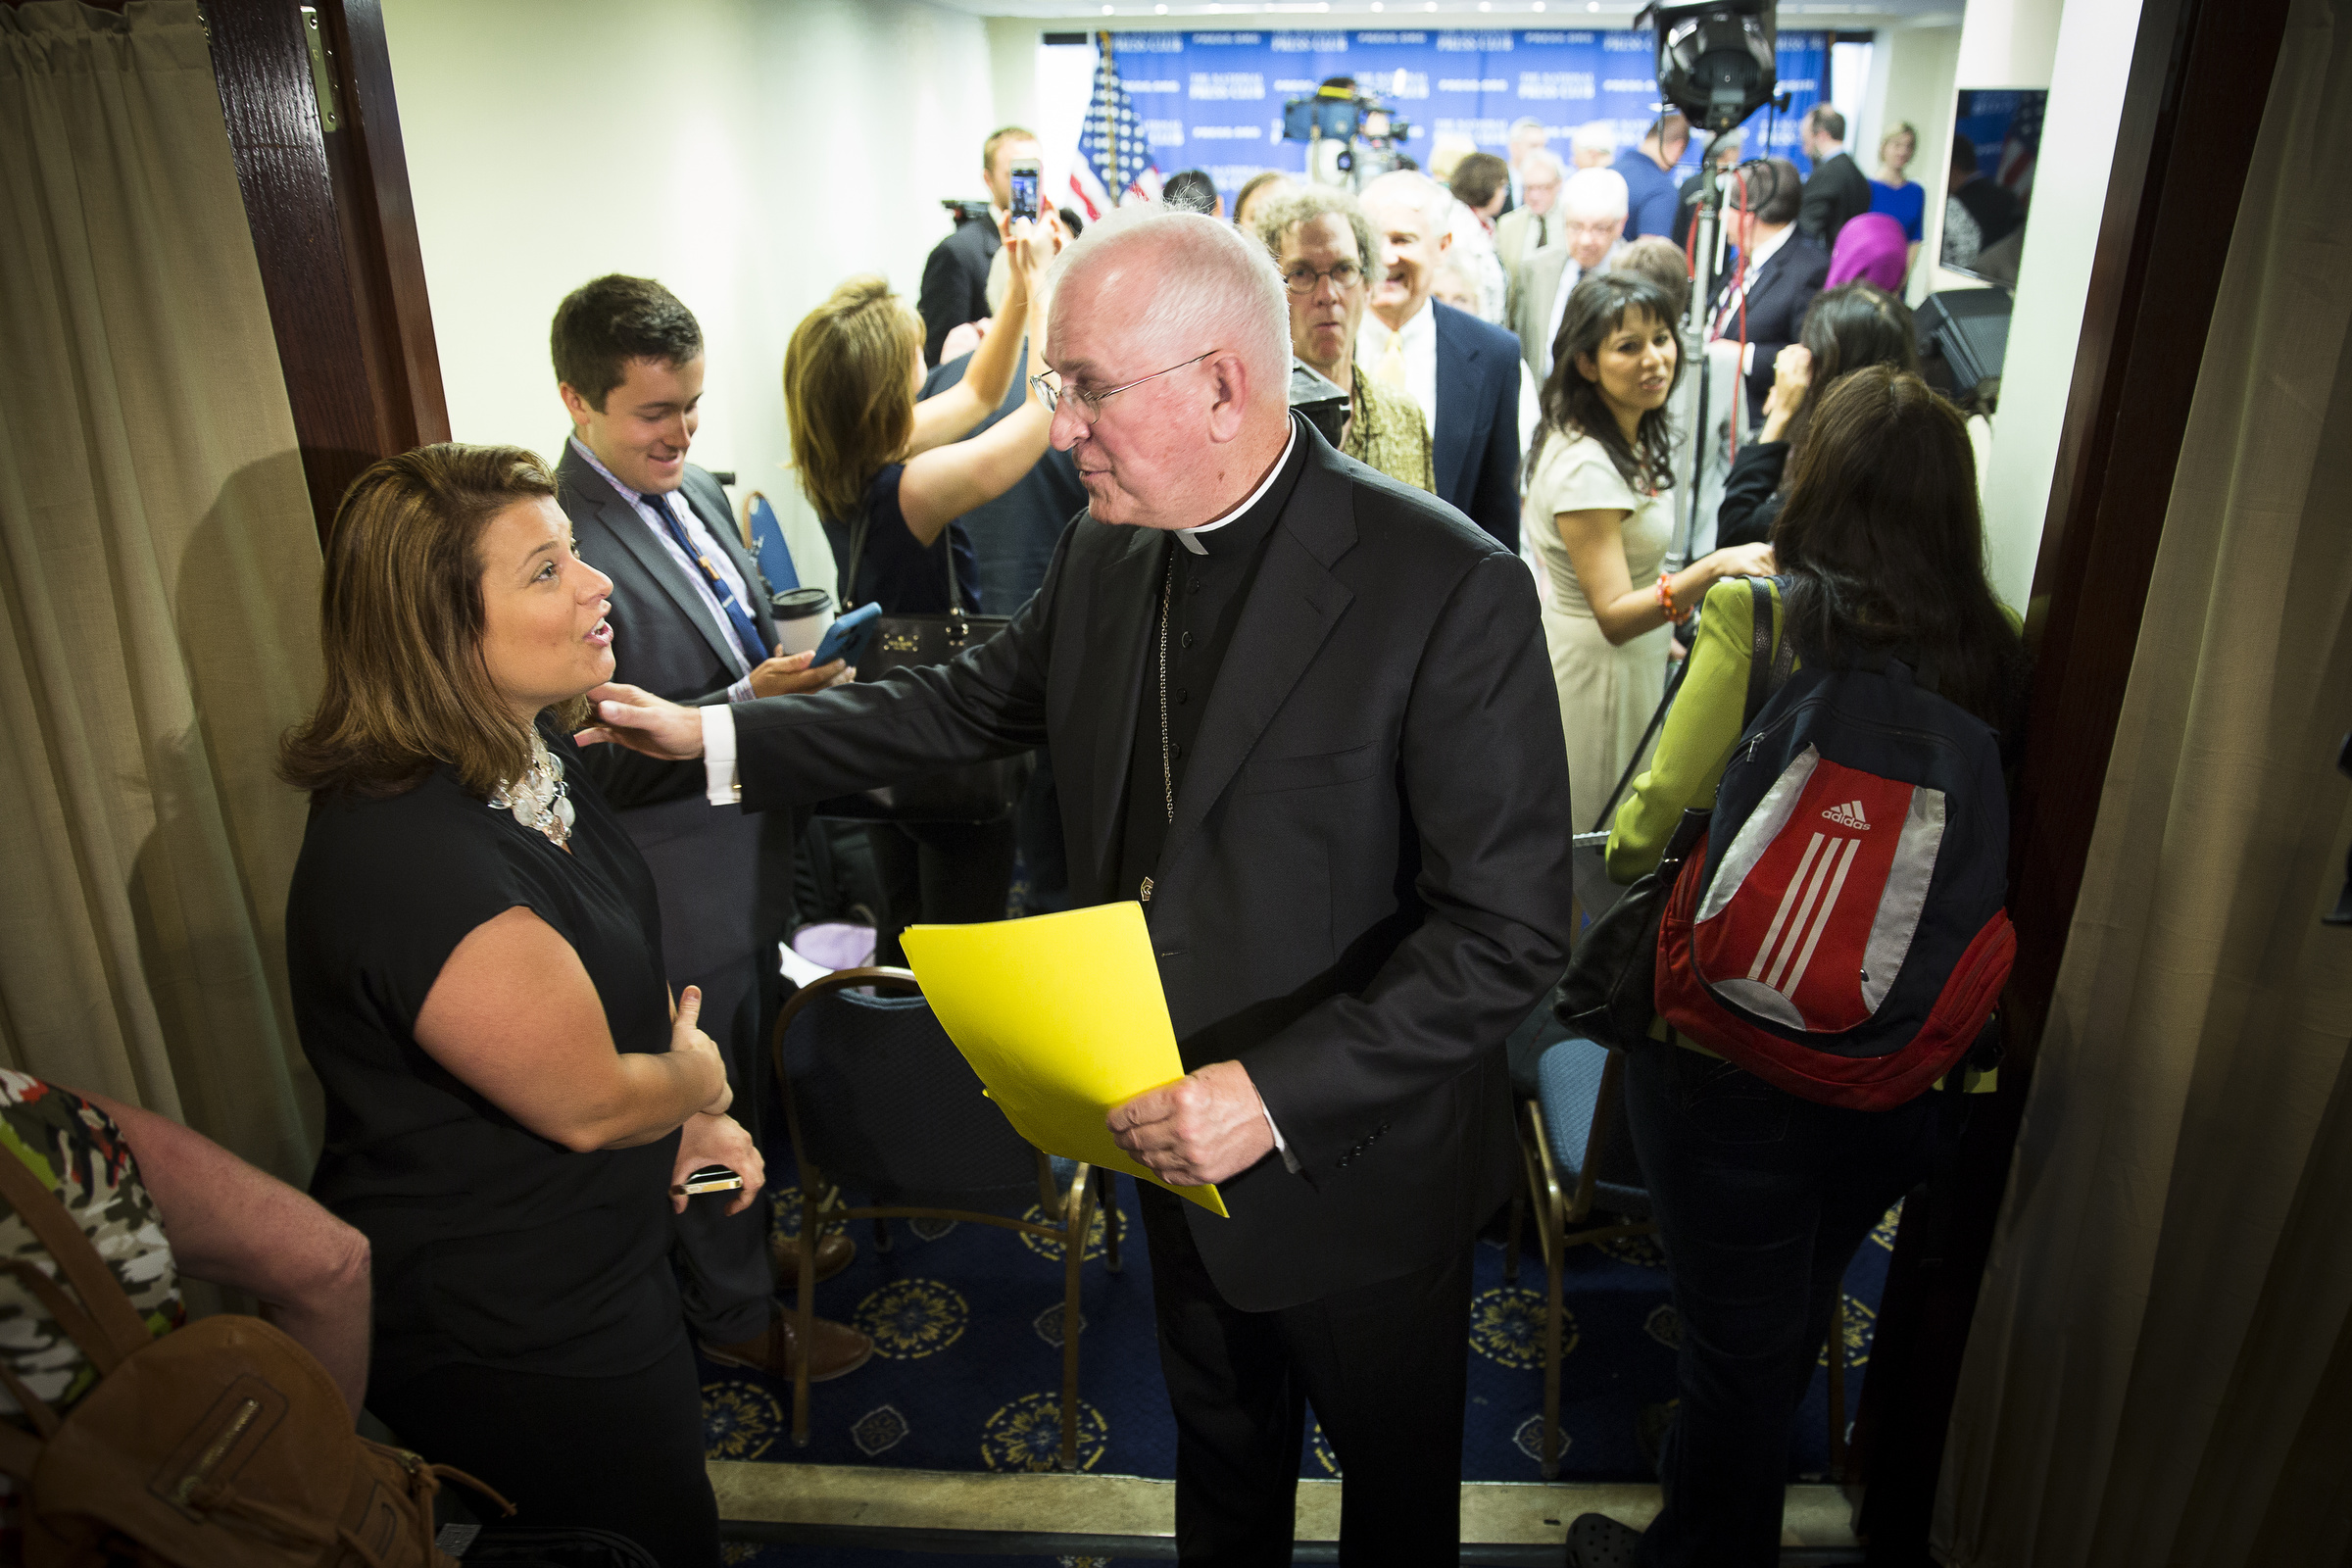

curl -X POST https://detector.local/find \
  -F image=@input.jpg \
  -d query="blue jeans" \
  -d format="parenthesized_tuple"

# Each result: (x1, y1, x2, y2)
(1623, 1042, 1949, 1568)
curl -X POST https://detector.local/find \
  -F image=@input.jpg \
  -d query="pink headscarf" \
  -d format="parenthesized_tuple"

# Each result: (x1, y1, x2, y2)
(1827, 213, 1909, 292)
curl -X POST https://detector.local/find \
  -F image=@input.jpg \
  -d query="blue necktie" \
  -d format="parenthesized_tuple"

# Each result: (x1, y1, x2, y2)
(647, 490, 769, 671)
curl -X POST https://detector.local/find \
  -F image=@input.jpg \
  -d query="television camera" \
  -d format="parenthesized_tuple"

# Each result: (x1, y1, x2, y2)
(1282, 78, 1414, 189)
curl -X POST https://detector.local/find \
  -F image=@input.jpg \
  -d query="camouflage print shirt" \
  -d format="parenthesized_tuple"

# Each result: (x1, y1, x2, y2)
(1343, 370, 1438, 496)
(0, 1072, 181, 1425)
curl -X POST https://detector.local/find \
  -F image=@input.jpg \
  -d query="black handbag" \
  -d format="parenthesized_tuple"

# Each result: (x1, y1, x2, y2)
(1556, 577, 1790, 1050)
(812, 507, 1030, 825)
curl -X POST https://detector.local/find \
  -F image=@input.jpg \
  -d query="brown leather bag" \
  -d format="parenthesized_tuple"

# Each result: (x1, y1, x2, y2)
(0, 1148, 504, 1566)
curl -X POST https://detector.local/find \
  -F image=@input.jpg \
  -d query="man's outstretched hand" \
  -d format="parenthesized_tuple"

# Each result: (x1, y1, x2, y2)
(576, 683, 708, 760)
(1108, 1059, 1275, 1187)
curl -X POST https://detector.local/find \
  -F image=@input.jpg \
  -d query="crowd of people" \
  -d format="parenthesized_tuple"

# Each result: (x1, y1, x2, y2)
(1, 107, 2024, 1568)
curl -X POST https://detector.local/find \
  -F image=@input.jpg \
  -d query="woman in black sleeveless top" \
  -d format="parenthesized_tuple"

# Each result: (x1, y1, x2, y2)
(281, 445, 757, 1566)
(783, 216, 1058, 963)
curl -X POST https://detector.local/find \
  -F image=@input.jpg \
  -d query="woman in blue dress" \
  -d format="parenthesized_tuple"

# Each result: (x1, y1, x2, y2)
(1867, 122, 1927, 281)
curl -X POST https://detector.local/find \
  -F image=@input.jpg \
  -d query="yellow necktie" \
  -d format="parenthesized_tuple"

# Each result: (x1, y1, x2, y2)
(1375, 330, 1407, 391)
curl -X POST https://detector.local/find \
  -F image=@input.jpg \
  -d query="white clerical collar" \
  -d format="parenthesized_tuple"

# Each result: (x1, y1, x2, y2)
(1174, 420, 1298, 555)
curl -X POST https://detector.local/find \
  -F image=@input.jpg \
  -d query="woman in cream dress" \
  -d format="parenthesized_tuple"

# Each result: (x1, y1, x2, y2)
(1524, 272, 1776, 825)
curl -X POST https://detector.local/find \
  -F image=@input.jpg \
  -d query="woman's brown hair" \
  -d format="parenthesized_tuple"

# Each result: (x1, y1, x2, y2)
(1772, 367, 2028, 733)
(280, 443, 577, 800)
(784, 276, 922, 523)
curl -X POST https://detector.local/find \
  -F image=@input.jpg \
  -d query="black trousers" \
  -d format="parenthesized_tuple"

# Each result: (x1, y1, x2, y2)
(370, 1337, 719, 1568)
(1622, 1042, 1947, 1568)
(1137, 1185, 1472, 1566)
(866, 817, 1018, 966)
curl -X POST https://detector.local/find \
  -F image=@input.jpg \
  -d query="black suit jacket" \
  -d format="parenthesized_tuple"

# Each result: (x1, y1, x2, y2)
(918, 219, 1000, 368)
(1431, 301, 1523, 553)
(1710, 231, 1831, 423)
(726, 418, 1576, 1310)
(1798, 152, 1873, 251)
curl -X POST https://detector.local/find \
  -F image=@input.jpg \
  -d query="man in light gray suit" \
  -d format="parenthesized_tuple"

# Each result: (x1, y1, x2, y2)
(551, 274, 874, 1386)
(1510, 167, 1629, 384)
(1494, 149, 1564, 280)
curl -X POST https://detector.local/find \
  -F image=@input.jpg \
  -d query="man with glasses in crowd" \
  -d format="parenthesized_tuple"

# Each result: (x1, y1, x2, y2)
(1251, 187, 1435, 492)
(579, 208, 1576, 1563)
(1512, 167, 1632, 383)
(1494, 148, 1566, 277)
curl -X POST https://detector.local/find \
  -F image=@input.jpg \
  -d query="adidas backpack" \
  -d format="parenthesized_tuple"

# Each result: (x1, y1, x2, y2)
(1652, 593, 2015, 1110)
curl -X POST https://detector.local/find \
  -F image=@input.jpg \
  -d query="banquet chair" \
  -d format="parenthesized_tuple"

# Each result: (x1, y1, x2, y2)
(742, 489, 801, 593)
(1511, 1035, 1854, 1481)
(770, 967, 1121, 1469)
(1510, 1035, 1656, 1481)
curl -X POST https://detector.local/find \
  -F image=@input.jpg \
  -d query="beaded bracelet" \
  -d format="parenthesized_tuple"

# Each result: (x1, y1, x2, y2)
(1656, 570, 1686, 623)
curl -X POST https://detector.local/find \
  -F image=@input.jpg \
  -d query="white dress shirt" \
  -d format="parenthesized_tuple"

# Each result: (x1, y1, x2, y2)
(569, 436, 761, 702)
(1355, 299, 1439, 438)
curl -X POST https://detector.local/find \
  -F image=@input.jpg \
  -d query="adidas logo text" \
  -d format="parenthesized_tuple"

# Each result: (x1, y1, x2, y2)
(1822, 800, 1871, 830)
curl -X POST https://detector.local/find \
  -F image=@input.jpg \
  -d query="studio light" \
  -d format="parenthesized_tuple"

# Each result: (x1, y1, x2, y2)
(1635, 0, 1778, 133)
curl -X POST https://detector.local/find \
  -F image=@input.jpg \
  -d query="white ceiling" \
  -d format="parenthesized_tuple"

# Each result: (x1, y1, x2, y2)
(930, 0, 1962, 24)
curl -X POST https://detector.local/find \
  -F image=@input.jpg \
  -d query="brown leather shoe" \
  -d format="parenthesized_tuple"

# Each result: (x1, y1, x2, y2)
(769, 1228, 855, 1289)
(702, 1310, 873, 1383)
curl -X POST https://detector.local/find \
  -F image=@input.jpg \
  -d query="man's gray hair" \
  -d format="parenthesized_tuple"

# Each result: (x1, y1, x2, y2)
(1508, 115, 1546, 139)
(1560, 167, 1630, 220)
(1570, 121, 1618, 159)
(1523, 148, 1567, 182)
(1359, 169, 1454, 229)
(1249, 187, 1377, 281)
(1051, 207, 1290, 394)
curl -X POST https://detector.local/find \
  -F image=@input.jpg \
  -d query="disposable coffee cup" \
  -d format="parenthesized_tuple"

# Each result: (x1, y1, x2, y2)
(770, 587, 833, 658)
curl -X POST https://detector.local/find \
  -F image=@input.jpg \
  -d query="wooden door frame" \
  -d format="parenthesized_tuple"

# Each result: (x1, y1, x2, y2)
(1850, 0, 2295, 1558)
(201, 0, 448, 541)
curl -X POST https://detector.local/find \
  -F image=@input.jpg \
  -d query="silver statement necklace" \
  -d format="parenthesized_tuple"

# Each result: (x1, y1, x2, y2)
(489, 729, 575, 848)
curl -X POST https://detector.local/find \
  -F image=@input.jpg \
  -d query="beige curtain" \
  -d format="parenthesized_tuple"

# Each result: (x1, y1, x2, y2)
(0, 1, 325, 1181)
(1933, 0, 2352, 1562)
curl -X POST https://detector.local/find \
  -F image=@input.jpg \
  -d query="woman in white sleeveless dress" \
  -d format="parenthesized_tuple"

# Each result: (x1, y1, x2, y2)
(1523, 272, 1777, 827)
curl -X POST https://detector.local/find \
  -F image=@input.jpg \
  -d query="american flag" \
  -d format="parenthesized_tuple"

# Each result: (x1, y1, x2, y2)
(1994, 93, 2042, 207)
(1069, 31, 1160, 220)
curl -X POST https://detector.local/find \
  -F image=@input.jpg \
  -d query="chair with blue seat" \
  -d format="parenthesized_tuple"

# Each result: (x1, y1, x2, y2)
(1510, 1035, 1854, 1482)
(743, 490, 800, 595)
(1510, 1034, 1656, 1481)
(770, 967, 1120, 1469)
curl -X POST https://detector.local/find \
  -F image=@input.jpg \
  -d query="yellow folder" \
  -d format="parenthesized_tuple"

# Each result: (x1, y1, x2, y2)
(900, 904, 1228, 1217)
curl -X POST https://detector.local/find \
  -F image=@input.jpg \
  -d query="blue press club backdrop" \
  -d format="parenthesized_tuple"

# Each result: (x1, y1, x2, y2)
(1098, 27, 1832, 209)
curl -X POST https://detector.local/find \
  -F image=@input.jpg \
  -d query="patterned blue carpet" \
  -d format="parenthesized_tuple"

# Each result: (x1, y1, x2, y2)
(699, 1169, 1899, 1561)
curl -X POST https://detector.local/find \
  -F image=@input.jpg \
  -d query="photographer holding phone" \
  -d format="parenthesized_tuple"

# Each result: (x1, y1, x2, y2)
(784, 210, 1062, 963)
(282, 446, 763, 1566)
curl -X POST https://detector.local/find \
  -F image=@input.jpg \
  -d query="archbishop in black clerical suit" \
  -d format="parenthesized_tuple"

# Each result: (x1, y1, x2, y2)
(725, 418, 1569, 1552)
(731, 412, 1569, 1288)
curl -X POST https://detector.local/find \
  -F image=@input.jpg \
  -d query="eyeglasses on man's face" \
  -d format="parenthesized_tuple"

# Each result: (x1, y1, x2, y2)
(1031, 350, 1217, 422)
(1279, 259, 1366, 295)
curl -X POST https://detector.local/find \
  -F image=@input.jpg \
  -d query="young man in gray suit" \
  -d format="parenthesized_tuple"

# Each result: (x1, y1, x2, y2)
(551, 275, 870, 1383)
(581, 212, 1577, 1564)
